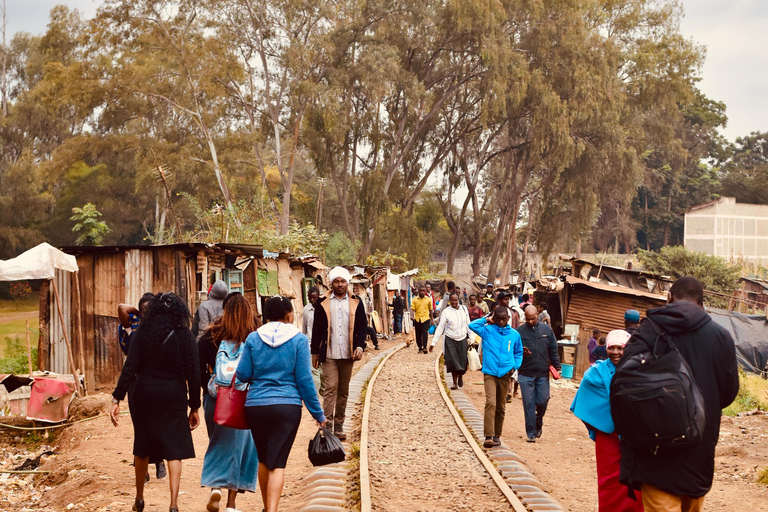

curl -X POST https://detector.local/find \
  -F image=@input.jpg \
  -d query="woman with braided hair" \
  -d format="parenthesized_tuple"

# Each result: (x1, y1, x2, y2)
(111, 292, 201, 512)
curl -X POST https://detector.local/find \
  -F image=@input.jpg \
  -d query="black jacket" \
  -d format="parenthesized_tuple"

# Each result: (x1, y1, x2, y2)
(617, 301, 739, 498)
(392, 296, 406, 315)
(311, 293, 368, 362)
(516, 322, 560, 377)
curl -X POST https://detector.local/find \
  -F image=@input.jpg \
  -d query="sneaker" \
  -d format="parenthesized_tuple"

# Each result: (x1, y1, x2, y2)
(526, 437, 536, 443)
(334, 429, 347, 441)
(156, 461, 167, 479)
(491, 437, 501, 446)
(506, 394, 512, 403)
(374, 346, 380, 350)
(458, 375, 464, 388)
(207, 489, 222, 512)
(224, 508, 241, 512)
(483, 437, 494, 448)
(536, 428, 542, 439)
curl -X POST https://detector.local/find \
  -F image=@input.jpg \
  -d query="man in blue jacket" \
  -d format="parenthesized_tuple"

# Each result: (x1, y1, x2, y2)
(517, 304, 561, 443)
(469, 306, 523, 448)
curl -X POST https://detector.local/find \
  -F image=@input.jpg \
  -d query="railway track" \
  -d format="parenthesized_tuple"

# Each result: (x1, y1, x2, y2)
(356, 341, 565, 512)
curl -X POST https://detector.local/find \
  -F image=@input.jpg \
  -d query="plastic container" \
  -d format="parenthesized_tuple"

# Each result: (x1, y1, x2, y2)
(560, 364, 574, 379)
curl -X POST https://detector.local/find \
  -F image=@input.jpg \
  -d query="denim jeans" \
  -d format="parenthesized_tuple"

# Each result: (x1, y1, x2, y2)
(393, 313, 403, 334)
(517, 374, 550, 439)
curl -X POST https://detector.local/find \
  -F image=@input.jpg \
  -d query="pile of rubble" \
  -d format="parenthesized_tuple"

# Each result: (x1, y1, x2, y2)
(0, 444, 56, 510)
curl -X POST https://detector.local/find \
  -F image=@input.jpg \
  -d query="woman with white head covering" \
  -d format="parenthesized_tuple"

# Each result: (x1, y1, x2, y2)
(571, 329, 644, 511)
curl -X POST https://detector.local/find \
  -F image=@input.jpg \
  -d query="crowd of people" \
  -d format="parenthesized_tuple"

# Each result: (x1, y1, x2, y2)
(109, 270, 739, 512)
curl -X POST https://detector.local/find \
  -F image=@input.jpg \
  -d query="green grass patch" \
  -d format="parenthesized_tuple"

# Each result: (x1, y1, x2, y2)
(0, 336, 38, 374)
(0, 297, 38, 314)
(758, 466, 768, 486)
(723, 370, 768, 416)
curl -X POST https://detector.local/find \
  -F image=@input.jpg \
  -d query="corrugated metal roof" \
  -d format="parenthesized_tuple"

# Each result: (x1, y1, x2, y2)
(563, 277, 667, 334)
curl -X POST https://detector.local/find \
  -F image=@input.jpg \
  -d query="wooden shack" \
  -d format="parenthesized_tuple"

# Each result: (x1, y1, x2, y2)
(39, 243, 323, 391)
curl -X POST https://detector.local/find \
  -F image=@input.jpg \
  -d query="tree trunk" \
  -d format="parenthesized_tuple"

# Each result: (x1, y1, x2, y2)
(499, 195, 522, 286)
(447, 194, 471, 274)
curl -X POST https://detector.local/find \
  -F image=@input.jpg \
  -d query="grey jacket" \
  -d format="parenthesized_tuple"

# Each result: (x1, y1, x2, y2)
(195, 280, 227, 340)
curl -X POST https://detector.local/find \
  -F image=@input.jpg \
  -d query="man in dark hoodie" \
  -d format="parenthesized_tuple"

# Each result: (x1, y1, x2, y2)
(616, 277, 739, 511)
(195, 280, 228, 341)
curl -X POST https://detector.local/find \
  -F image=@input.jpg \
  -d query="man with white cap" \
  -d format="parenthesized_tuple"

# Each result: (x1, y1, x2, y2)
(311, 266, 367, 440)
(571, 329, 643, 511)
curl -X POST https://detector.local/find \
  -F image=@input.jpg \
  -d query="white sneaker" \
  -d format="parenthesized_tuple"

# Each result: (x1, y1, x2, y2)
(223, 508, 240, 512)
(206, 489, 222, 512)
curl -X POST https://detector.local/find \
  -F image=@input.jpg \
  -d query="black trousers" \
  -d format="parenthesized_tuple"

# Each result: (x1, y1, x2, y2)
(414, 320, 430, 350)
(366, 326, 379, 347)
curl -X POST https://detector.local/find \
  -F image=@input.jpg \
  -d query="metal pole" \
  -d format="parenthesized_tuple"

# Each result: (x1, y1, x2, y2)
(50, 277, 83, 396)
(25, 319, 32, 375)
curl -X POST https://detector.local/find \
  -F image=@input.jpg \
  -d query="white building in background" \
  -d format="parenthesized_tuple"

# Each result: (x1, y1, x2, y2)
(684, 197, 768, 265)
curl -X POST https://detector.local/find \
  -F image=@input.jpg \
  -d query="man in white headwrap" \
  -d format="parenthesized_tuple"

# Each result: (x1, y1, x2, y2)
(311, 266, 367, 440)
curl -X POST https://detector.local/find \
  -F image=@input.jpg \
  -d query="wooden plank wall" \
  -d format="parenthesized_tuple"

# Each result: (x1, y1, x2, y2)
(94, 315, 121, 388)
(153, 248, 177, 294)
(77, 254, 96, 391)
(38, 280, 50, 372)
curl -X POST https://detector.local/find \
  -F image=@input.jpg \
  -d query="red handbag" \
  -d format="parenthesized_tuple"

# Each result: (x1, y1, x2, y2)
(549, 365, 560, 380)
(214, 374, 249, 430)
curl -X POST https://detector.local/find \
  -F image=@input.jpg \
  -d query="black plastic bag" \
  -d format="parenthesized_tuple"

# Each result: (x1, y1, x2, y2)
(308, 426, 346, 466)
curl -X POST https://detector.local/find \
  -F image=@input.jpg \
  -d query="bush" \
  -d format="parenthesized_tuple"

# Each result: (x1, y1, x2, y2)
(758, 466, 768, 486)
(0, 336, 37, 374)
(722, 370, 768, 416)
(325, 232, 360, 267)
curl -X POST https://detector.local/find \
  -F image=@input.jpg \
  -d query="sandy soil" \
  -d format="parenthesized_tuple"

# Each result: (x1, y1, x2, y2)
(459, 368, 768, 512)
(3, 336, 401, 512)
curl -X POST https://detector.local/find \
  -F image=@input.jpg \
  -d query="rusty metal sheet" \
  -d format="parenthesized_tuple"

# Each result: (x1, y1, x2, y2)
(125, 249, 153, 306)
(49, 268, 72, 375)
(94, 315, 122, 388)
(94, 253, 125, 317)
(153, 248, 176, 294)
(564, 284, 666, 335)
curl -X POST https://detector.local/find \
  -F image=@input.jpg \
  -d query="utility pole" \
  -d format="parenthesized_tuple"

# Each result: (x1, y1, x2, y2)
(315, 177, 325, 228)
(1, 0, 6, 117)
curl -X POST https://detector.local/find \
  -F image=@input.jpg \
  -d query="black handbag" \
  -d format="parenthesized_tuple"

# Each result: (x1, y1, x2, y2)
(610, 318, 706, 453)
(308, 426, 346, 466)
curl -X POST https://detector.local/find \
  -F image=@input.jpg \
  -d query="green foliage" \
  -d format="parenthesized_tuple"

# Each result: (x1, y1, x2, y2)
(0, 336, 38, 374)
(178, 194, 328, 255)
(70, 203, 111, 245)
(722, 370, 768, 416)
(325, 232, 360, 267)
(719, 132, 768, 204)
(637, 246, 740, 307)
(365, 250, 410, 274)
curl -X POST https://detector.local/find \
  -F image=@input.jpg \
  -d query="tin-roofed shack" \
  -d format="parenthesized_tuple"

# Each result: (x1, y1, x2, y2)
(40, 244, 326, 391)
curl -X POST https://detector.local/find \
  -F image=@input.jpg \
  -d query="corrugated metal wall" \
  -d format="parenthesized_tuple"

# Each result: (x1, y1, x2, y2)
(125, 249, 153, 305)
(564, 285, 666, 334)
(48, 268, 72, 375)
(94, 253, 125, 316)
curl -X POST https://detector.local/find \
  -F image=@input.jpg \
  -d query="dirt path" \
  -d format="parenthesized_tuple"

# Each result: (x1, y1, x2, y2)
(0, 310, 38, 323)
(367, 344, 511, 511)
(459, 369, 768, 512)
(17, 336, 401, 512)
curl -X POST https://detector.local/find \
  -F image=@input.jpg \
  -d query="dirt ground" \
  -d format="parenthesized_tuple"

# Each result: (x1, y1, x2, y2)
(1, 336, 401, 512)
(459, 369, 768, 512)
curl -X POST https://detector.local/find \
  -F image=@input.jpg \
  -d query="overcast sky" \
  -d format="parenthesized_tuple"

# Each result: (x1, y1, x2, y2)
(6, 0, 767, 143)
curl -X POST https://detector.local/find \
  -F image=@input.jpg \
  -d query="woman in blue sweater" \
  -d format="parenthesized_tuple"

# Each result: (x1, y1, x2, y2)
(236, 296, 327, 512)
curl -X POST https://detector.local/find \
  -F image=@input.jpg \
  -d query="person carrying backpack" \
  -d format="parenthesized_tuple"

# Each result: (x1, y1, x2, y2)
(613, 277, 739, 511)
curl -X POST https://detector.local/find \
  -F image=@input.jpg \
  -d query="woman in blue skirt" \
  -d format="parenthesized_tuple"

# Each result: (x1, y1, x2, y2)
(199, 293, 259, 512)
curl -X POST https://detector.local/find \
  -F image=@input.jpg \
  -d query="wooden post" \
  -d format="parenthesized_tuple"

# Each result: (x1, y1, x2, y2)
(73, 271, 87, 395)
(50, 277, 83, 396)
(25, 319, 32, 375)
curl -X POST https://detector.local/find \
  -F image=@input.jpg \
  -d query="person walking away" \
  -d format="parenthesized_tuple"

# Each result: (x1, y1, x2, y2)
(410, 286, 433, 354)
(588, 328, 600, 364)
(463, 288, 468, 302)
(354, 283, 380, 350)
(436, 280, 459, 312)
(302, 287, 323, 392)
(429, 293, 471, 389)
(571, 330, 643, 511)
(624, 309, 640, 335)
(237, 296, 327, 512)
(615, 277, 739, 512)
(117, 293, 167, 482)
(517, 305, 560, 442)
(110, 293, 201, 512)
(537, 302, 551, 326)
(591, 336, 608, 362)
(391, 290, 406, 334)
(195, 280, 228, 341)
(199, 293, 259, 512)
(519, 293, 532, 310)
(469, 307, 523, 448)
(311, 267, 367, 440)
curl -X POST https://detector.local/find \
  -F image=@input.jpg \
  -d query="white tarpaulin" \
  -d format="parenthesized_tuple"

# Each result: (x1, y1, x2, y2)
(0, 243, 78, 281)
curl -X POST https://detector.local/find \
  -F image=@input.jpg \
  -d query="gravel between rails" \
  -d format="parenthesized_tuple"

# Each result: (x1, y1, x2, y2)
(367, 345, 513, 511)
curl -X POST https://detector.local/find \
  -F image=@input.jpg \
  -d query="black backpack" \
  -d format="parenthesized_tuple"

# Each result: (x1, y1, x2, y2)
(610, 318, 706, 453)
